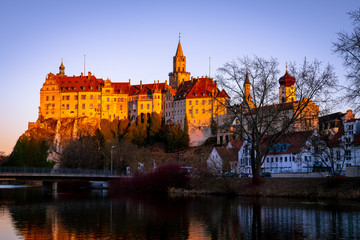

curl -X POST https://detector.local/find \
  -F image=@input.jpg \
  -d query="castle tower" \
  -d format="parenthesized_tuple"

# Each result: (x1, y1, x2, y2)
(243, 70, 254, 108)
(59, 59, 65, 77)
(169, 36, 190, 89)
(279, 66, 296, 103)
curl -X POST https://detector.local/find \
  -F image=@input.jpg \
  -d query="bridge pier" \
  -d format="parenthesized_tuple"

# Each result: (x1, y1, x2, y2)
(42, 181, 58, 192)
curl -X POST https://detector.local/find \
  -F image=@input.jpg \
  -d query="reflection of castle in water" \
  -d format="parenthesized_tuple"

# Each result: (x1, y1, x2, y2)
(4, 192, 360, 240)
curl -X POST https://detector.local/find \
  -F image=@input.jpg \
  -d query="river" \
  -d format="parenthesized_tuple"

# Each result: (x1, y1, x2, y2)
(0, 187, 359, 239)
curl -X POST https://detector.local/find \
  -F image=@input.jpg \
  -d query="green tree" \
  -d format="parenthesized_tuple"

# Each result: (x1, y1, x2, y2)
(181, 114, 190, 147)
(167, 124, 184, 152)
(148, 112, 162, 144)
(6, 136, 52, 167)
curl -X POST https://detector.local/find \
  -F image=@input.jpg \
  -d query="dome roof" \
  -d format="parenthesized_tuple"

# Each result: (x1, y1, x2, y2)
(279, 69, 295, 87)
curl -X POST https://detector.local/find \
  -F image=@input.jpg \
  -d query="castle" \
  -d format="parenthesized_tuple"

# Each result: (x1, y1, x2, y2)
(38, 38, 229, 146)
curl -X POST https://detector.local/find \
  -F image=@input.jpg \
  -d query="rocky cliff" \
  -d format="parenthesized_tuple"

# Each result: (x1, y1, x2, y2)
(25, 117, 101, 162)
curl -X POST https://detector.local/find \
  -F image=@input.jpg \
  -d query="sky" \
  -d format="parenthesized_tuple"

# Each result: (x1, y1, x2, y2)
(0, 0, 359, 155)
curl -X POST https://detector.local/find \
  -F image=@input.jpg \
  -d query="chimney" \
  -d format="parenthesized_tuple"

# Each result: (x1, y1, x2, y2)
(140, 80, 142, 89)
(81, 72, 83, 77)
(157, 80, 159, 84)
(129, 79, 131, 85)
(88, 71, 91, 79)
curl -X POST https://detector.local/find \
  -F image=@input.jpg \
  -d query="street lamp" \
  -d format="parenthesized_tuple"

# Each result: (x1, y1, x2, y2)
(111, 146, 115, 175)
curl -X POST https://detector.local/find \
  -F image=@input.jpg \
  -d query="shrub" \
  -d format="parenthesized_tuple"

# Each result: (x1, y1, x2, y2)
(110, 164, 190, 193)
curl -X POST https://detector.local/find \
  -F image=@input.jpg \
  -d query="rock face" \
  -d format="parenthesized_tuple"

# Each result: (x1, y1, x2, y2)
(25, 117, 101, 162)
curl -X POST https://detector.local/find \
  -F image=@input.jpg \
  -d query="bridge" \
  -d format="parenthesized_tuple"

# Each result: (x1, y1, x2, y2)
(0, 167, 130, 190)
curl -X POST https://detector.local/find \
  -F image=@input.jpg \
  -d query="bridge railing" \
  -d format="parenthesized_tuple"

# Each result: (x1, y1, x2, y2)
(0, 166, 120, 176)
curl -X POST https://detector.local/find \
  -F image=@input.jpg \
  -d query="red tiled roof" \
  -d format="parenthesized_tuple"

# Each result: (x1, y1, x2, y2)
(129, 83, 171, 96)
(174, 77, 229, 100)
(112, 82, 130, 94)
(214, 147, 238, 162)
(58, 75, 104, 92)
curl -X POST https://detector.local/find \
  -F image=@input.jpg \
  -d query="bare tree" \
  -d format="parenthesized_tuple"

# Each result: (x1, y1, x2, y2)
(217, 56, 337, 183)
(333, 8, 360, 113)
(308, 131, 349, 176)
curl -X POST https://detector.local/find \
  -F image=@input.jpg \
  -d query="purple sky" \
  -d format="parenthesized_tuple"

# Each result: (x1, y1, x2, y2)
(0, 0, 358, 154)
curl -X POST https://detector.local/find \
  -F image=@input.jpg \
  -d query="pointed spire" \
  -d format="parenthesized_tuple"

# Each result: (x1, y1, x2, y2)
(175, 34, 184, 56)
(245, 69, 250, 84)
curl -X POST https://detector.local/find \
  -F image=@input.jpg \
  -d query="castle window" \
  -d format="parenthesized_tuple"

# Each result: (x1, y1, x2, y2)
(120, 105, 122, 110)
(46, 96, 49, 101)
(196, 109, 198, 114)
(82, 104, 85, 109)
(189, 101, 192, 105)
(141, 104, 143, 109)
(52, 96, 55, 101)
(202, 109, 205, 113)
(107, 105, 110, 110)
(178, 67, 180, 71)
(189, 109, 192, 114)
(62, 96, 65, 100)
(62, 104, 65, 110)
(75, 105, 78, 109)
(90, 95, 93, 100)
(147, 104, 150, 109)
(75, 95, 78, 100)
(66, 104, 69, 110)
(90, 104, 93, 109)
(107, 98, 110, 102)
(52, 104, 55, 110)
(196, 100, 198, 105)
(202, 100, 205, 105)
(98, 96, 101, 100)
(81, 95, 86, 100)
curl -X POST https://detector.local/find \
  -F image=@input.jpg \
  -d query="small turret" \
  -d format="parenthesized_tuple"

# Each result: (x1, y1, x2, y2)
(59, 59, 65, 77)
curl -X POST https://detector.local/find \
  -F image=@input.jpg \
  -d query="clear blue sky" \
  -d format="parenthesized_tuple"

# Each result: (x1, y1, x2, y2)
(0, 0, 358, 154)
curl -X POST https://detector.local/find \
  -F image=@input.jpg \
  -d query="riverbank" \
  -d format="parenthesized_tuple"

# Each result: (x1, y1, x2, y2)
(189, 176, 360, 200)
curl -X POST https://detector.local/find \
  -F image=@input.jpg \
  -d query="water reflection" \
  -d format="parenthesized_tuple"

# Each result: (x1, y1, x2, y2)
(0, 188, 360, 239)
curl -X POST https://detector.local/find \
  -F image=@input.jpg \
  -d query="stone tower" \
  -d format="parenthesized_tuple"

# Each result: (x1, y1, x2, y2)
(169, 36, 190, 89)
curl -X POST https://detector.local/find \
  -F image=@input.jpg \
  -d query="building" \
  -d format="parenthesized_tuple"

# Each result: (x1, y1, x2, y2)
(217, 68, 319, 144)
(38, 38, 229, 146)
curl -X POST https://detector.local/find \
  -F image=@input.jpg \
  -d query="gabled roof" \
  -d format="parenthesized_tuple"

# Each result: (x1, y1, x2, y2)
(214, 147, 238, 162)
(174, 77, 229, 100)
(228, 140, 244, 150)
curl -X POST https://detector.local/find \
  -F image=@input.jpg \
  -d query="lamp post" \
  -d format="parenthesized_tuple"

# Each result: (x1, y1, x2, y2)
(111, 146, 115, 175)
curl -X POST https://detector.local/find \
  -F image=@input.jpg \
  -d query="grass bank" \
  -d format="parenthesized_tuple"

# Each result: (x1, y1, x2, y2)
(190, 176, 360, 200)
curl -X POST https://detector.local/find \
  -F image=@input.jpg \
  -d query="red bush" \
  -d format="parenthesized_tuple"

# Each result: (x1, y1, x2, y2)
(110, 164, 190, 193)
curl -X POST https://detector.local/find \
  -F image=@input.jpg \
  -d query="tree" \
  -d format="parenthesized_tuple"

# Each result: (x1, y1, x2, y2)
(217, 56, 337, 183)
(6, 136, 52, 167)
(182, 114, 190, 148)
(333, 8, 360, 113)
(148, 112, 162, 144)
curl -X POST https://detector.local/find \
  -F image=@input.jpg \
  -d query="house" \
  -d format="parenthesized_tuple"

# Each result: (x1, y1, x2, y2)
(207, 140, 243, 175)
(238, 131, 317, 174)
(327, 118, 360, 170)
